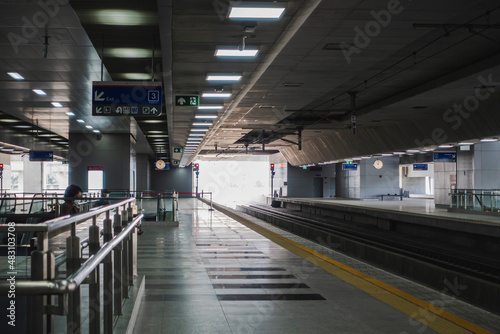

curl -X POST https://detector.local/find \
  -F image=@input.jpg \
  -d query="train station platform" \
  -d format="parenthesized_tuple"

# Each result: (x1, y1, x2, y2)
(132, 198, 500, 333)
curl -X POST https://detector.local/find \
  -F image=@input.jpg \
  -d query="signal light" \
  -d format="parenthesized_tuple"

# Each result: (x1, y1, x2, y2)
(193, 163, 200, 171)
(270, 163, 275, 171)
(0, 164, 3, 177)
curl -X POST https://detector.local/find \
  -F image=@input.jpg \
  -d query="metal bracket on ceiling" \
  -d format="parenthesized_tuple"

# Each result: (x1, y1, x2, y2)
(348, 92, 357, 135)
(280, 127, 302, 150)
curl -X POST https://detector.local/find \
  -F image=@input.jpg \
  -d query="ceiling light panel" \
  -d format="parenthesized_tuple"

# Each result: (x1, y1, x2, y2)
(33, 89, 46, 95)
(228, 6, 285, 19)
(202, 92, 232, 98)
(215, 48, 259, 57)
(7, 72, 24, 80)
(206, 74, 242, 81)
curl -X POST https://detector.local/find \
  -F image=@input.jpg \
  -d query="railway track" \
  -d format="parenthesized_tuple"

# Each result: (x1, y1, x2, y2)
(239, 205, 500, 284)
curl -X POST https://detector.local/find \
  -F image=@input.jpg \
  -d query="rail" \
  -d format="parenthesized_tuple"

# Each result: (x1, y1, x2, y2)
(450, 189, 500, 213)
(0, 197, 141, 334)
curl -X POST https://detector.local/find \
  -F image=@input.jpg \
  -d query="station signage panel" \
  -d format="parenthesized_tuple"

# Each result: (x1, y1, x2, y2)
(342, 163, 358, 170)
(92, 81, 162, 117)
(433, 152, 456, 162)
(29, 151, 53, 162)
(413, 164, 428, 171)
(173, 147, 184, 153)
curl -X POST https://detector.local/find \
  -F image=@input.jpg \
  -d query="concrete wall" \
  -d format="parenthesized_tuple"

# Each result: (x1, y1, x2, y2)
(335, 163, 360, 199)
(401, 163, 434, 195)
(136, 154, 150, 191)
(287, 165, 323, 198)
(321, 164, 336, 198)
(359, 157, 400, 199)
(474, 141, 500, 189)
(150, 166, 193, 193)
(69, 133, 132, 191)
(434, 162, 456, 206)
(457, 147, 474, 189)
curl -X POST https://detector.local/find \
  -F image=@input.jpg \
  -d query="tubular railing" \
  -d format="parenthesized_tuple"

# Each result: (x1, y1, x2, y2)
(0, 198, 142, 334)
(450, 189, 500, 213)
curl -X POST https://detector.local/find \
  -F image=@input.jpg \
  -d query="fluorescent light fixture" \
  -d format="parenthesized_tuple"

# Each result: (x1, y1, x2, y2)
(107, 48, 160, 58)
(88, 9, 157, 26)
(393, 152, 405, 155)
(191, 129, 209, 132)
(438, 145, 453, 148)
(120, 73, 152, 80)
(458, 142, 473, 145)
(202, 92, 231, 98)
(66, 112, 75, 116)
(195, 115, 218, 119)
(406, 150, 419, 153)
(228, 6, 285, 19)
(7, 72, 24, 80)
(93, 130, 100, 133)
(206, 74, 241, 81)
(192, 123, 212, 126)
(381, 153, 393, 156)
(215, 48, 259, 57)
(0, 119, 20, 123)
(1, 148, 14, 152)
(77, 119, 85, 123)
(51, 102, 63, 107)
(198, 105, 223, 110)
(361, 156, 371, 159)
(480, 138, 498, 142)
(85, 125, 93, 129)
(189, 133, 205, 137)
(33, 89, 46, 96)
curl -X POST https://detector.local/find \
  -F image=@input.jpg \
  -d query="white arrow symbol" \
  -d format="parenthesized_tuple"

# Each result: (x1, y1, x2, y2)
(177, 97, 186, 105)
(94, 91, 105, 101)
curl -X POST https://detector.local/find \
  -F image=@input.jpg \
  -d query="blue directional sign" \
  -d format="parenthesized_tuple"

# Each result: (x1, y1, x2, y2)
(433, 152, 456, 162)
(342, 163, 358, 170)
(92, 81, 162, 117)
(29, 151, 53, 162)
(413, 163, 428, 171)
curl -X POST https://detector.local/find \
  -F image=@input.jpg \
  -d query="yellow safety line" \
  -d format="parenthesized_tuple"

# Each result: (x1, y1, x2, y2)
(218, 207, 493, 334)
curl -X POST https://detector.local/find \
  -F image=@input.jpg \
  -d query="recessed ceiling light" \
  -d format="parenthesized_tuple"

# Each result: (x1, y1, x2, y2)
(198, 105, 223, 110)
(191, 129, 209, 132)
(206, 74, 242, 81)
(120, 73, 152, 80)
(13, 125, 31, 129)
(202, 92, 232, 98)
(458, 142, 473, 145)
(381, 153, 393, 156)
(438, 145, 453, 148)
(107, 48, 160, 58)
(77, 119, 85, 123)
(192, 123, 212, 126)
(406, 150, 419, 153)
(228, 6, 285, 19)
(393, 152, 405, 155)
(215, 48, 259, 57)
(93, 130, 100, 133)
(33, 89, 46, 96)
(189, 133, 205, 137)
(7, 72, 24, 80)
(195, 115, 218, 119)
(85, 125, 93, 129)
(51, 102, 63, 107)
(148, 134, 168, 138)
(480, 138, 498, 142)
(66, 112, 75, 116)
(0, 119, 20, 123)
(88, 9, 157, 26)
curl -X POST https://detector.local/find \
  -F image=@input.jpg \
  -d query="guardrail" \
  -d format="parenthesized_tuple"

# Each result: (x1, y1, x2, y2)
(0, 198, 141, 334)
(450, 189, 500, 213)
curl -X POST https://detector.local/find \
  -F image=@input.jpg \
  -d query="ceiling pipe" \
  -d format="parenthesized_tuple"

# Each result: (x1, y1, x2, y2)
(187, 0, 323, 165)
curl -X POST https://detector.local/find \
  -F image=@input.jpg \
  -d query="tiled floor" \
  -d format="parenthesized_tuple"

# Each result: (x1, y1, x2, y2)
(132, 199, 499, 334)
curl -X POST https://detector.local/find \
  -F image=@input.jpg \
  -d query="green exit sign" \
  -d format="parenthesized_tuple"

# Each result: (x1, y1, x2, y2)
(345, 160, 353, 165)
(173, 147, 184, 153)
(175, 95, 199, 107)
(173, 160, 180, 165)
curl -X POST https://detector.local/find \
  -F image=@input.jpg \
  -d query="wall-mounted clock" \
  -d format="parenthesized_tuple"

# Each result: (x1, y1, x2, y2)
(373, 159, 383, 169)
(155, 159, 165, 170)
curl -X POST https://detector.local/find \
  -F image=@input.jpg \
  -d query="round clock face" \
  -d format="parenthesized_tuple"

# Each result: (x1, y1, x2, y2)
(156, 160, 165, 169)
(373, 159, 383, 169)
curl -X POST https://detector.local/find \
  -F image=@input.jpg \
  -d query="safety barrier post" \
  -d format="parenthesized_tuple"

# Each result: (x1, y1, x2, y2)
(121, 205, 129, 297)
(127, 202, 135, 285)
(102, 211, 114, 333)
(89, 216, 100, 334)
(209, 192, 214, 211)
(28, 231, 53, 334)
(113, 210, 123, 316)
(66, 222, 82, 334)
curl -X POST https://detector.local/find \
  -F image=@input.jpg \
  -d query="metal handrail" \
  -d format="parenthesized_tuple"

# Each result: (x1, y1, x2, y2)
(0, 214, 142, 295)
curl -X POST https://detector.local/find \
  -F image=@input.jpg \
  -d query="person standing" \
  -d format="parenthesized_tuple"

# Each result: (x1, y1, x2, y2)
(60, 184, 82, 215)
